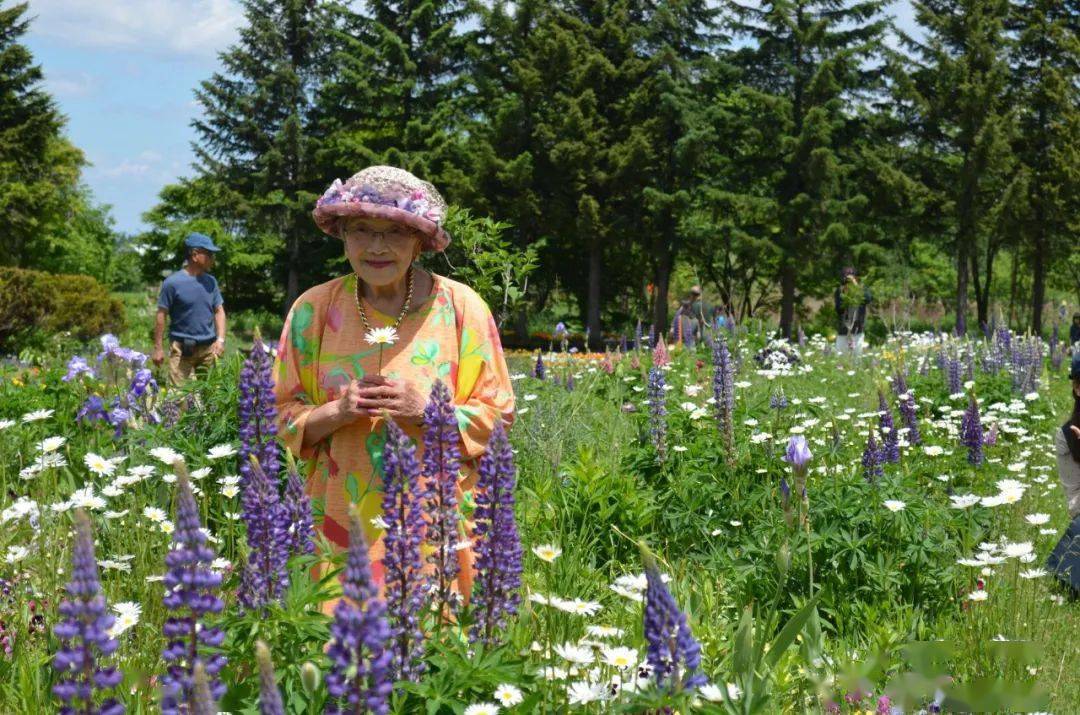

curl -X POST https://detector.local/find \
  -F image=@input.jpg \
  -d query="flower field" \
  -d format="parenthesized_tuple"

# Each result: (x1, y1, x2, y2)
(1, 323, 1079, 713)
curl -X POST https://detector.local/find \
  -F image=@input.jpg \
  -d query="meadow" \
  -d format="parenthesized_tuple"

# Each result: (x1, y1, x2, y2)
(1, 308, 1078, 714)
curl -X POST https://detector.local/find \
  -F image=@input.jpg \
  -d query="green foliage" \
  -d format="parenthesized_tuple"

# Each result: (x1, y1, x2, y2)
(0, 267, 125, 352)
(430, 207, 540, 328)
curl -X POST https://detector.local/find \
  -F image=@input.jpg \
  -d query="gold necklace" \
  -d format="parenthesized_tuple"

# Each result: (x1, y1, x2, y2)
(355, 265, 415, 332)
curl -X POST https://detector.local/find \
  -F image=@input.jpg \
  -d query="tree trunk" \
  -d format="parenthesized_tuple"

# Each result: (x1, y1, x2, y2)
(779, 259, 796, 340)
(587, 237, 602, 350)
(955, 237, 970, 336)
(1008, 251, 1020, 329)
(652, 246, 672, 336)
(1030, 230, 1046, 336)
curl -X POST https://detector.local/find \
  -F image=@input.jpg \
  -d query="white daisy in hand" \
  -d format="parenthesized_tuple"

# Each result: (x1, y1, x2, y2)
(364, 326, 399, 346)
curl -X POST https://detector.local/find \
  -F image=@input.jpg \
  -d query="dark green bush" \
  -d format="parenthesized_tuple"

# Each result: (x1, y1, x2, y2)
(0, 267, 125, 352)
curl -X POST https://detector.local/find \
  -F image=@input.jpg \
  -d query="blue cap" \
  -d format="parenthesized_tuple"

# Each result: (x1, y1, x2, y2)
(183, 232, 220, 253)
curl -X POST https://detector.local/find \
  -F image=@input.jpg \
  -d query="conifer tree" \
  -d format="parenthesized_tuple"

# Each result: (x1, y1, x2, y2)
(190, 0, 334, 309)
(897, 0, 1017, 333)
(319, 0, 476, 197)
(0, 1, 85, 268)
(1008, 0, 1080, 334)
(726, 0, 891, 338)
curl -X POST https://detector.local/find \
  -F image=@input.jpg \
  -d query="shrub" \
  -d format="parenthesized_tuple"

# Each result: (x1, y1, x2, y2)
(0, 267, 125, 352)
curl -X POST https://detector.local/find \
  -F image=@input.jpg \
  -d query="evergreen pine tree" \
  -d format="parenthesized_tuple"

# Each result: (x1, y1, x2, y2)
(897, 0, 1017, 333)
(0, 1, 86, 268)
(190, 0, 334, 309)
(1008, 0, 1080, 334)
(726, 0, 891, 338)
(319, 0, 476, 198)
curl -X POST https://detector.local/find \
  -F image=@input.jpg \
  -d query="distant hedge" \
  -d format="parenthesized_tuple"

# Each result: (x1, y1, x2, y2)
(0, 267, 125, 351)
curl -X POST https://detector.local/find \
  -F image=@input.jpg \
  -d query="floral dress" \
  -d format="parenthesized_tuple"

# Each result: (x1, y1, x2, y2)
(272, 272, 515, 601)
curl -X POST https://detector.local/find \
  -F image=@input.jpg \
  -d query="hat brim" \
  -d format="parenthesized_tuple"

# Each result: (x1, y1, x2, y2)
(313, 202, 451, 253)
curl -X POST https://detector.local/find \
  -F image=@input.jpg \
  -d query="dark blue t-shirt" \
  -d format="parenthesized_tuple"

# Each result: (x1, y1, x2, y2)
(157, 270, 223, 341)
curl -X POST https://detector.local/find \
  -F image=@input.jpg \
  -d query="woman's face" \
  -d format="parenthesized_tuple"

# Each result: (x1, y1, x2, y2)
(341, 217, 422, 287)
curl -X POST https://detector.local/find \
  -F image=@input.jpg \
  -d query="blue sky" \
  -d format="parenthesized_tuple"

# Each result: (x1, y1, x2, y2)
(25, 0, 918, 236)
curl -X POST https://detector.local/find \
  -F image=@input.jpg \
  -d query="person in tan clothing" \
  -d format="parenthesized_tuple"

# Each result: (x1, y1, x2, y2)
(1056, 355, 1080, 519)
(151, 233, 227, 385)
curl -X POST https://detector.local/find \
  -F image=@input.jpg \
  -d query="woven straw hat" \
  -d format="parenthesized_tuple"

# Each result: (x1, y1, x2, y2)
(312, 165, 451, 252)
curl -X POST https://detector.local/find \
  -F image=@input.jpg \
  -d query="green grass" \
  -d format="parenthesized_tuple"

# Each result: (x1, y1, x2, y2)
(0, 322, 1076, 712)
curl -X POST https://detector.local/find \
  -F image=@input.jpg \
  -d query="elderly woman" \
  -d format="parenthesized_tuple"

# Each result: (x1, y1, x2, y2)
(1056, 354, 1080, 519)
(272, 166, 515, 604)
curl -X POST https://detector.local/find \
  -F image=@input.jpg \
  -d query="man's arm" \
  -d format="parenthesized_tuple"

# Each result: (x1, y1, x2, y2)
(152, 308, 167, 366)
(213, 305, 227, 356)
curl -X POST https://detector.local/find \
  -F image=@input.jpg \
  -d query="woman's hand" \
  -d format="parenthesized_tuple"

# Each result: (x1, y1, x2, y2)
(335, 380, 371, 424)
(1070, 424, 1080, 440)
(354, 375, 429, 423)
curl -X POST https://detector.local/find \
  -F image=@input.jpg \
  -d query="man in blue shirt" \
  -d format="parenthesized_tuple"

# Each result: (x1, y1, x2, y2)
(152, 233, 227, 384)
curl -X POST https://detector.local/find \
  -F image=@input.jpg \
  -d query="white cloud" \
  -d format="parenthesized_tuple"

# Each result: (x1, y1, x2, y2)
(26, 0, 243, 60)
(42, 70, 99, 98)
(98, 159, 154, 178)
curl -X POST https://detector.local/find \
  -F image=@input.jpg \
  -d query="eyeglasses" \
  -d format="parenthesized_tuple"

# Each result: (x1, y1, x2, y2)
(342, 225, 419, 248)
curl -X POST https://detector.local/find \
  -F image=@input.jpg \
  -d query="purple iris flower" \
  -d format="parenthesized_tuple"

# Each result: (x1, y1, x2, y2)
(782, 435, 812, 473)
(62, 355, 95, 382)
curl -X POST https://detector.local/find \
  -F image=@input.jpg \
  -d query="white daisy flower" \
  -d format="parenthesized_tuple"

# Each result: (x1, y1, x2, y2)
(149, 446, 183, 465)
(143, 506, 168, 523)
(5, 545, 29, 564)
(532, 544, 562, 562)
(37, 436, 66, 453)
(221, 486, 239, 499)
(190, 467, 212, 481)
(601, 646, 638, 669)
(463, 704, 500, 715)
(586, 625, 624, 639)
(1025, 513, 1050, 525)
(21, 408, 54, 423)
(883, 500, 906, 513)
(0, 419, 15, 430)
(206, 444, 237, 460)
(492, 684, 523, 707)
(108, 602, 141, 637)
(968, 590, 988, 601)
(554, 642, 594, 665)
(84, 452, 116, 477)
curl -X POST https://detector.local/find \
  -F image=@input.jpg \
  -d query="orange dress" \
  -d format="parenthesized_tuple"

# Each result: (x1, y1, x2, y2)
(272, 272, 515, 601)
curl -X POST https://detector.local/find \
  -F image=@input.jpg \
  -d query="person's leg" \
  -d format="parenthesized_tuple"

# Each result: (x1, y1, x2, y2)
(167, 341, 188, 386)
(835, 334, 849, 355)
(191, 344, 218, 381)
(852, 333, 864, 359)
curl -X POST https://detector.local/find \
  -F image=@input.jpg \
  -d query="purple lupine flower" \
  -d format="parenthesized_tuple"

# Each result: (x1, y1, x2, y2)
(877, 391, 900, 463)
(712, 336, 734, 458)
(532, 352, 545, 380)
(946, 357, 962, 395)
(985, 421, 998, 447)
(876, 695, 892, 714)
(862, 430, 884, 482)
(326, 512, 392, 715)
(238, 457, 290, 610)
(380, 419, 428, 679)
(282, 453, 315, 558)
(52, 510, 124, 715)
(470, 422, 523, 646)
(892, 372, 909, 399)
(647, 367, 668, 463)
(769, 390, 788, 410)
(897, 390, 922, 446)
(62, 355, 96, 382)
(641, 545, 706, 694)
(160, 465, 227, 713)
(255, 641, 285, 715)
(960, 393, 984, 466)
(238, 338, 279, 492)
(421, 380, 462, 615)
